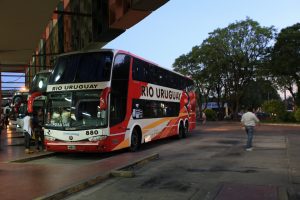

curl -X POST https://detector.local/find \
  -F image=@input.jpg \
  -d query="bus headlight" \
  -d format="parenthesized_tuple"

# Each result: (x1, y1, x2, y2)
(88, 135, 107, 142)
(45, 135, 56, 141)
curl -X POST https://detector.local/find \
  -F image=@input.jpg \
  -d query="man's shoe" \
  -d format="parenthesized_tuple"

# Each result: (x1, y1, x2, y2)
(246, 147, 253, 151)
(25, 149, 34, 154)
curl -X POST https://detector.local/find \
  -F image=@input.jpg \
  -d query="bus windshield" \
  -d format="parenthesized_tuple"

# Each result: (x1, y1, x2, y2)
(12, 94, 28, 106)
(49, 52, 113, 84)
(45, 90, 107, 130)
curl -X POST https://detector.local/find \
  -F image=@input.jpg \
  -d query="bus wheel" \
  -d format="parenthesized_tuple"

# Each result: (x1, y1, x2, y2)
(178, 123, 186, 139)
(184, 121, 189, 137)
(130, 128, 140, 152)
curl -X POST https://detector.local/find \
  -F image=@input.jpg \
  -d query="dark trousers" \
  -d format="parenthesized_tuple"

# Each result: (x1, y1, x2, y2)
(0, 128, 2, 150)
(245, 126, 254, 148)
(34, 129, 44, 150)
(24, 131, 31, 149)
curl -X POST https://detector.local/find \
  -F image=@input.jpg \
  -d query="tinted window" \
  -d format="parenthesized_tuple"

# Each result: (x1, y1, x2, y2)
(49, 52, 113, 84)
(45, 91, 106, 129)
(132, 57, 194, 90)
(132, 99, 180, 119)
(77, 53, 111, 82)
(132, 58, 148, 82)
(110, 54, 130, 126)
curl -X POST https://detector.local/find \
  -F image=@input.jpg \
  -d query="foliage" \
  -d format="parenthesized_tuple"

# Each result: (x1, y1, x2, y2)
(262, 100, 286, 121)
(269, 23, 300, 107)
(204, 109, 217, 121)
(295, 109, 300, 122)
(173, 47, 210, 112)
(173, 18, 276, 118)
(240, 79, 280, 109)
(280, 111, 296, 122)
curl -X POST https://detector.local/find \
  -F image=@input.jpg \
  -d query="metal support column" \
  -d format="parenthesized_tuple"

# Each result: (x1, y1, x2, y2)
(0, 72, 2, 109)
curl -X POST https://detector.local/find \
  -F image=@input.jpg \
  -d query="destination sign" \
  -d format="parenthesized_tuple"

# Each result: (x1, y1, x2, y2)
(47, 82, 109, 92)
(141, 84, 182, 102)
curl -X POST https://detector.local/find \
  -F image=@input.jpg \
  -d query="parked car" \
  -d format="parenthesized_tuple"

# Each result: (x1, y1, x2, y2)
(255, 112, 270, 120)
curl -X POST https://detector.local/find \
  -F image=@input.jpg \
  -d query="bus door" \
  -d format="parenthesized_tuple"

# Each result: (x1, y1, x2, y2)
(109, 54, 130, 133)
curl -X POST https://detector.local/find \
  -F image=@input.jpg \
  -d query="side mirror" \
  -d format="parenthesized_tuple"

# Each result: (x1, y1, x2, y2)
(99, 88, 110, 111)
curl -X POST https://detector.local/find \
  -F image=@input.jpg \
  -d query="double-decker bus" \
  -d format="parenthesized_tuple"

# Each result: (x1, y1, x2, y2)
(44, 49, 196, 152)
(9, 90, 29, 129)
(27, 70, 51, 114)
(10, 91, 29, 118)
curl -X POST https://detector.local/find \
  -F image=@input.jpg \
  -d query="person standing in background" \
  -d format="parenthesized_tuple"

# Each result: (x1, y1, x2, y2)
(32, 109, 45, 151)
(0, 109, 3, 150)
(202, 111, 207, 125)
(241, 108, 260, 151)
(23, 112, 34, 154)
(1, 110, 4, 130)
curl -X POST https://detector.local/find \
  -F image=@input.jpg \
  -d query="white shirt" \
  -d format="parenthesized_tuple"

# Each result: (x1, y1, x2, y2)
(23, 115, 32, 135)
(241, 112, 260, 126)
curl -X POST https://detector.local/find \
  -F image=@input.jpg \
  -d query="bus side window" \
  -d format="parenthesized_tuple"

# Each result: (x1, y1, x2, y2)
(133, 58, 142, 81)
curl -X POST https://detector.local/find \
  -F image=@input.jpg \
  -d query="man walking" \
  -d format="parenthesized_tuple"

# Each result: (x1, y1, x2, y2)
(241, 108, 260, 151)
(23, 112, 34, 154)
(32, 109, 45, 151)
(0, 109, 3, 150)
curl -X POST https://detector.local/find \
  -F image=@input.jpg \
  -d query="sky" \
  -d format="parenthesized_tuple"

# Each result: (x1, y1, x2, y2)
(104, 0, 300, 70)
(3, 0, 300, 93)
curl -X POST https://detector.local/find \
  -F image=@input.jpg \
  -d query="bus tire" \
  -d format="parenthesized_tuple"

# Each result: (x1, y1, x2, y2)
(130, 128, 141, 152)
(178, 123, 186, 139)
(185, 121, 189, 137)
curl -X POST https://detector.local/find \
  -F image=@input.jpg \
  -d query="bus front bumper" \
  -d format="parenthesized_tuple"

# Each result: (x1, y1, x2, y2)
(45, 141, 107, 152)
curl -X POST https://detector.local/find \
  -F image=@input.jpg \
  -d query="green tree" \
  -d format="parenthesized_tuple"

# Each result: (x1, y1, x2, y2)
(173, 18, 275, 118)
(204, 109, 217, 121)
(240, 79, 280, 109)
(270, 23, 300, 107)
(262, 100, 286, 121)
(173, 46, 211, 112)
(295, 108, 300, 122)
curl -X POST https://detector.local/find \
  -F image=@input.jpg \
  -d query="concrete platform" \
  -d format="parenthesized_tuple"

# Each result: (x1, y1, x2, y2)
(0, 128, 159, 200)
(0, 122, 300, 200)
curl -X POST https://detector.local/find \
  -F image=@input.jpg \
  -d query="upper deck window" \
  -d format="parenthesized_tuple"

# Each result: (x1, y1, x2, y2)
(49, 52, 113, 84)
(132, 57, 194, 90)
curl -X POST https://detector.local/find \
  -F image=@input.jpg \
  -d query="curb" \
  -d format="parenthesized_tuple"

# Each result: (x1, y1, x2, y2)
(7, 136, 24, 139)
(110, 170, 135, 178)
(34, 153, 159, 200)
(262, 123, 300, 127)
(9, 152, 56, 163)
(7, 143, 25, 146)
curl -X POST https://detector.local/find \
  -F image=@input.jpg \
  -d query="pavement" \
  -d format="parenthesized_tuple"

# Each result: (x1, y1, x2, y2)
(0, 127, 159, 200)
(0, 122, 299, 200)
(65, 122, 300, 200)
(0, 127, 54, 163)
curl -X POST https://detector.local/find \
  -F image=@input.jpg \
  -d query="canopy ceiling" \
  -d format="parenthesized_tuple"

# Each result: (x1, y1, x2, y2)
(0, 0, 169, 73)
(0, 0, 60, 72)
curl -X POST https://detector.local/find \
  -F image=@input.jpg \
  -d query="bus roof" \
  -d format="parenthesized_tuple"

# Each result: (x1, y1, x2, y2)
(56, 49, 193, 82)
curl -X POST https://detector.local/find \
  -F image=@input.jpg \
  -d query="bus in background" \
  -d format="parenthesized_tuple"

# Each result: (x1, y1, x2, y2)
(9, 90, 28, 128)
(27, 70, 51, 114)
(44, 49, 196, 152)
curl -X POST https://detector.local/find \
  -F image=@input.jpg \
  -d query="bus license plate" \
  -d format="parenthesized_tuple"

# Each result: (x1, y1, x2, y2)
(67, 145, 76, 150)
